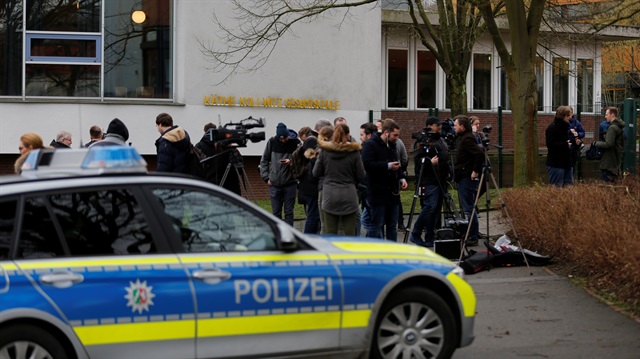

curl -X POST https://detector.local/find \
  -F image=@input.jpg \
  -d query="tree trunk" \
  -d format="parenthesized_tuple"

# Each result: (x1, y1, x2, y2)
(447, 71, 468, 116)
(508, 64, 539, 186)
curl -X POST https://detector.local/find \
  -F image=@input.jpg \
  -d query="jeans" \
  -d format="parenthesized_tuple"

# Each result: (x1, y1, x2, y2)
(547, 166, 573, 187)
(456, 178, 479, 241)
(302, 194, 320, 234)
(354, 206, 362, 236)
(366, 202, 399, 241)
(269, 182, 297, 226)
(410, 185, 444, 242)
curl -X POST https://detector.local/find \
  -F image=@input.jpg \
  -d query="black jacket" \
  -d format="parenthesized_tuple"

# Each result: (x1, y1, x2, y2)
(545, 118, 572, 169)
(155, 125, 191, 174)
(454, 131, 484, 182)
(414, 136, 451, 187)
(196, 134, 241, 195)
(361, 132, 404, 206)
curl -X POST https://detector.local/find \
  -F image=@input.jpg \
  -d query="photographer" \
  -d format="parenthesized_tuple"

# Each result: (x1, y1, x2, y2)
(453, 115, 484, 246)
(409, 117, 452, 247)
(196, 123, 242, 196)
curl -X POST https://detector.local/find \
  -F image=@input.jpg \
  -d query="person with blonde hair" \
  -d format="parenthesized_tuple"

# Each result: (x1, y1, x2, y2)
(313, 124, 365, 235)
(15, 132, 45, 173)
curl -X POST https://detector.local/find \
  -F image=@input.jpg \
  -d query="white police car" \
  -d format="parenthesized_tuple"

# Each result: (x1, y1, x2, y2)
(0, 147, 475, 359)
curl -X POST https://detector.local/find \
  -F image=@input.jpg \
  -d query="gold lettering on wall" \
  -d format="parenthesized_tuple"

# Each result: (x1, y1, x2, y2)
(204, 94, 340, 110)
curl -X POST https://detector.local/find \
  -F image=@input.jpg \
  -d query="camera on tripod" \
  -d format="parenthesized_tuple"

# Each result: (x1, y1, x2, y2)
(481, 125, 492, 147)
(208, 116, 266, 148)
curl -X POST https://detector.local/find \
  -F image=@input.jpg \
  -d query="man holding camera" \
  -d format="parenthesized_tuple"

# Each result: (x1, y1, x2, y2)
(453, 115, 484, 246)
(409, 117, 452, 247)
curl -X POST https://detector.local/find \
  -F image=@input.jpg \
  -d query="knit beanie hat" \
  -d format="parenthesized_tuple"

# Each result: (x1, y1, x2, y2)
(107, 118, 129, 141)
(276, 123, 289, 139)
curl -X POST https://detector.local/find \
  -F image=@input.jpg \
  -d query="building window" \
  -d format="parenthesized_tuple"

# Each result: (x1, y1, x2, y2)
(473, 54, 491, 110)
(577, 59, 594, 112)
(417, 50, 436, 109)
(553, 57, 569, 109)
(387, 49, 408, 108)
(0, 0, 172, 99)
(500, 68, 510, 111)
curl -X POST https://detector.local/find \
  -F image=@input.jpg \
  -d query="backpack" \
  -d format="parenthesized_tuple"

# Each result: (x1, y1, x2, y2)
(187, 143, 207, 178)
(585, 141, 603, 161)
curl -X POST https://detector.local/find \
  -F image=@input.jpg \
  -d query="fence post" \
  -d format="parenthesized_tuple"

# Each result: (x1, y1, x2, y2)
(622, 98, 638, 176)
(498, 106, 503, 188)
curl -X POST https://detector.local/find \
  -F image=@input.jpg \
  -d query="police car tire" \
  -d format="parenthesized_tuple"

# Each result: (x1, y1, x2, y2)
(0, 324, 69, 359)
(371, 287, 457, 359)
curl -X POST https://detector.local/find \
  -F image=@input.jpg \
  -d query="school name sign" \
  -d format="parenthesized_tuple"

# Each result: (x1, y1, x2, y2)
(204, 94, 340, 110)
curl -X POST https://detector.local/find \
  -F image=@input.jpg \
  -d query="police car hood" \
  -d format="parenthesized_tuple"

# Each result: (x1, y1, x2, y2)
(307, 235, 455, 267)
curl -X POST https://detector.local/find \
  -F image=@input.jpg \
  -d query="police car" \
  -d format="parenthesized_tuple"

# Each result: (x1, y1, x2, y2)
(0, 147, 475, 359)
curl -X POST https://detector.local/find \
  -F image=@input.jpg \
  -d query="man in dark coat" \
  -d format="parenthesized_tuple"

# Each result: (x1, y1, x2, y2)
(545, 106, 574, 187)
(155, 112, 191, 174)
(195, 123, 241, 195)
(453, 115, 484, 246)
(595, 106, 625, 183)
(50, 130, 72, 149)
(361, 118, 407, 241)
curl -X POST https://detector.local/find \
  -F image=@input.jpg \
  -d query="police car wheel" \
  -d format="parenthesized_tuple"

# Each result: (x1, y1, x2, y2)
(371, 287, 457, 359)
(0, 324, 69, 359)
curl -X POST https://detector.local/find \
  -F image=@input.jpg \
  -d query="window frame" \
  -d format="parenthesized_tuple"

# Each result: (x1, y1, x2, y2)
(25, 32, 102, 64)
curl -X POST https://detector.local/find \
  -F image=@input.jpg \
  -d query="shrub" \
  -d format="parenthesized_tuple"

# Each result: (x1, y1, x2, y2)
(500, 177, 640, 312)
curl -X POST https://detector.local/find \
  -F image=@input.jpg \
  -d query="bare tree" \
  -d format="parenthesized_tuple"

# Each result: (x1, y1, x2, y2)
(199, 0, 498, 115)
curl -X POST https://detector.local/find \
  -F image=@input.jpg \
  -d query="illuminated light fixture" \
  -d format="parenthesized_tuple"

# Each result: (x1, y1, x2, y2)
(132, 10, 146, 24)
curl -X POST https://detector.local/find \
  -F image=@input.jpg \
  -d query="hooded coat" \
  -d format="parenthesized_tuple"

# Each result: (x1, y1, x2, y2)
(545, 117, 572, 169)
(312, 140, 365, 216)
(155, 125, 191, 174)
(259, 132, 300, 187)
(595, 118, 625, 174)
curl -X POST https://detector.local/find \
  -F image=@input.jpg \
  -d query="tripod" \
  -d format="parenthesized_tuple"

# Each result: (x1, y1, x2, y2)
(203, 148, 259, 204)
(402, 142, 450, 244)
(456, 142, 532, 274)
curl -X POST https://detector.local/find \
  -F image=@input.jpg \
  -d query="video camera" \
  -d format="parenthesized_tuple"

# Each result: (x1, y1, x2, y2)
(481, 125, 492, 147)
(208, 116, 266, 148)
(411, 118, 457, 150)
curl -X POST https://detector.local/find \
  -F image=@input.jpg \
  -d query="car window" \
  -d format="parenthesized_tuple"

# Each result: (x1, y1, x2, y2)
(0, 200, 17, 260)
(19, 197, 65, 259)
(151, 188, 277, 252)
(48, 189, 156, 256)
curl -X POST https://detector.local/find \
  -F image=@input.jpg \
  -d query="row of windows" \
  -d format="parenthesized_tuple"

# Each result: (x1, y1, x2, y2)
(387, 48, 595, 113)
(0, 0, 172, 99)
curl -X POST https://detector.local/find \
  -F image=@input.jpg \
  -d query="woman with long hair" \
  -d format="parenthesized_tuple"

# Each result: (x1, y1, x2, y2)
(312, 124, 365, 235)
(15, 132, 45, 174)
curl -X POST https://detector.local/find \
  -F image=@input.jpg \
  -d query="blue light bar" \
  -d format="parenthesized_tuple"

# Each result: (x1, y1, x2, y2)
(82, 146, 147, 170)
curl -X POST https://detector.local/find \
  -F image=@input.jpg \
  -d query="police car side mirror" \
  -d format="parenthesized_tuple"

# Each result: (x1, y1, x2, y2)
(277, 223, 298, 251)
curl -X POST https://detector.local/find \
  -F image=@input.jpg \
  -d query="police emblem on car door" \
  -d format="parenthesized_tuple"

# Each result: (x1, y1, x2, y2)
(149, 187, 343, 358)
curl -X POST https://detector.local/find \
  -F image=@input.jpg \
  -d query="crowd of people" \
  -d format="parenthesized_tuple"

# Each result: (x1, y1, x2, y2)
(13, 107, 627, 245)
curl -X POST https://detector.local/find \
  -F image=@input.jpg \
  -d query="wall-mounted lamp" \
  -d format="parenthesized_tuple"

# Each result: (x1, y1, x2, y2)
(132, 10, 146, 24)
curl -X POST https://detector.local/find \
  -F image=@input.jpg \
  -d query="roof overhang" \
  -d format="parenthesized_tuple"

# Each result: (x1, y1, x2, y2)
(382, 9, 640, 43)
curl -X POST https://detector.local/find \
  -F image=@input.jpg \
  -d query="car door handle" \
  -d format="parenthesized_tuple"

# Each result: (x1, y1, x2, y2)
(192, 269, 232, 284)
(40, 271, 84, 288)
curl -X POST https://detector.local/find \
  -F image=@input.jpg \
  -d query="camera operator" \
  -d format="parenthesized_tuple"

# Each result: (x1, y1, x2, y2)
(195, 123, 242, 196)
(453, 115, 484, 246)
(409, 117, 452, 247)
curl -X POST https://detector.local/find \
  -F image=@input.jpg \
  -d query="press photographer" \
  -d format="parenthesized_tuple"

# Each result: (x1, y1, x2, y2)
(408, 117, 452, 247)
(196, 116, 266, 196)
